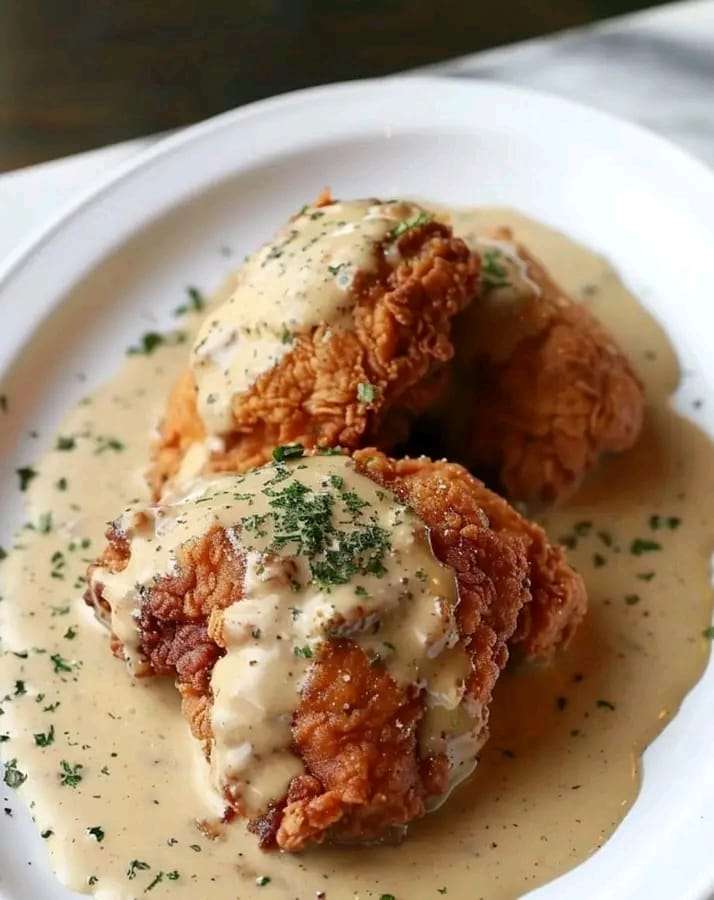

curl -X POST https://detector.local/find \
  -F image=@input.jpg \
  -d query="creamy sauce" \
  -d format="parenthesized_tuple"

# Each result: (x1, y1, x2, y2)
(1, 208, 713, 899)
(93, 457, 473, 818)
(191, 199, 427, 434)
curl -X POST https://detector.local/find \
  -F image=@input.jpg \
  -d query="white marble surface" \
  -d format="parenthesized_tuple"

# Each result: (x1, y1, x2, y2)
(1, 0, 712, 265)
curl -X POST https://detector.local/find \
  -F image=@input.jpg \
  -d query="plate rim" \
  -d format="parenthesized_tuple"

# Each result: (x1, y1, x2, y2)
(3, 73, 714, 293)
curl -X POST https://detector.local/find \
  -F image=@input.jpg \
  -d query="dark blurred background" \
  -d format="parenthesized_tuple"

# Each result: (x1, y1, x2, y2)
(0, 0, 668, 173)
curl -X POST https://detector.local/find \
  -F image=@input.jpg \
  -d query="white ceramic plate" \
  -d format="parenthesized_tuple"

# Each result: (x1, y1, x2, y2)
(2, 76, 714, 900)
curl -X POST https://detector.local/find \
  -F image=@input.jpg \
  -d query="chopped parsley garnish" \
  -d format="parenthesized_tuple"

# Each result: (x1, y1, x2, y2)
(127, 859, 150, 879)
(41, 829, 53, 838)
(87, 825, 105, 842)
(56, 435, 75, 451)
(272, 443, 305, 462)
(174, 286, 205, 317)
(51, 653, 73, 673)
(593, 553, 606, 568)
(357, 382, 378, 404)
(280, 323, 294, 344)
(59, 760, 83, 787)
(355, 585, 368, 597)
(16, 466, 37, 492)
(127, 332, 165, 355)
(380, 894, 397, 900)
(0, 394, 7, 412)
(630, 538, 662, 555)
(14, 680, 26, 696)
(388, 211, 432, 240)
(596, 699, 616, 711)
(3, 758, 26, 788)
(328, 263, 345, 276)
(63, 626, 77, 640)
(481, 249, 509, 289)
(573, 520, 592, 536)
(703, 626, 714, 639)
(294, 645, 313, 659)
(55, 477, 68, 491)
(38, 512, 53, 533)
(597, 530, 613, 547)
(34, 724, 55, 747)
(624, 594, 641, 606)
(145, 870, 179, 891)
(94, 435, 125, 454)
(0, 546, 6, 561)
(637, 571, 655, 581)
(256, 876, 271, 887)
(649, 514, 680, 530)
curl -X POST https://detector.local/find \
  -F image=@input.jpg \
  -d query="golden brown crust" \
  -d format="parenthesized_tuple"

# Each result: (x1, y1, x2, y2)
(450, 229, 644, 503)
(150, 213, 479, 497)
(353, 449, 586, 660)
(90, 452, 547, 851)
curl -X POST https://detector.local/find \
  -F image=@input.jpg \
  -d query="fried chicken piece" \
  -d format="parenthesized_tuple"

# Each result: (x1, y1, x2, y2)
(151, 197, 479, 497)
(86, 452, 541, 851)
(353, 449, 586, 660)
(444, 228, 644, 504)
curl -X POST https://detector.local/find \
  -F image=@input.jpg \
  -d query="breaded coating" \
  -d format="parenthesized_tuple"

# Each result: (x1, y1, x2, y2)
(447, 229, 644, 503)
(353, 449, 586, 660)
(151, 203, 478, 497)
(87, 453, 542, 851)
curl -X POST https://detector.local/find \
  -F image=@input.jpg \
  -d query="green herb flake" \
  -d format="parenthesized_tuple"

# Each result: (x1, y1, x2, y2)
(127, 332, 165, 355)
(388, 211, 432, 240)
(631, 538, 662, 556)
(256, 876, 271, 887)
(3, 758, 26, 788)
(596, 699, 616, 711)
(624, 594, 641, 606)
(667, 516, 681, 530)
(357, 382, 378, 404)
(573, 520, 592, 536)
(56, 435, 76, 451)
(592, 553, 606, 568)
(87, 825, 105, 842)
(16, 466, 37, 492)
(55, 477, 68, 491)
(14, 680, 26, 696)
(272, 443, 304, 462)
(637, 571, 655, 581)
(328, 263, 345, 275)
(481, 249, 509, 289)
(127, 859, 150, 879)
(174, 286, 205, 317)
(34, 724, 55, 747)
(380, 894, 397, 900)
(41, 829, 53, 838)
(38, 512, 53, 534)
(280, 323, 294, 344)
(59, 760, 83, 787)
(294, 645, 313, 659)
(51, 653, 73, 673)
(703, 626, 714, 639)
(63, 626, 77, 640)
(94, 435, 125, 454)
